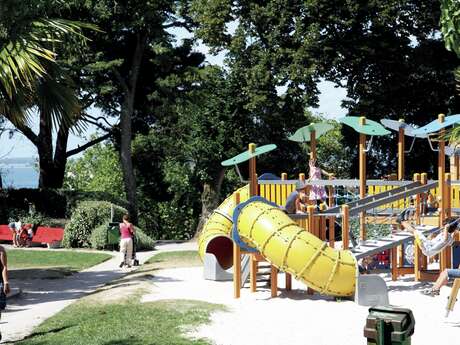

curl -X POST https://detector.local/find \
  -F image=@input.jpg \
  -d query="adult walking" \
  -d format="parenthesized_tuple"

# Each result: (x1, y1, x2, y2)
(0, 245, 10, 340)
(119, 214, 135, 268)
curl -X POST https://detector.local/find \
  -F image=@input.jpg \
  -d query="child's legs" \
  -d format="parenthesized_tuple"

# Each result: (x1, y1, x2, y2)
(401, 221, 416, 233)
(433, 269, 451, 290)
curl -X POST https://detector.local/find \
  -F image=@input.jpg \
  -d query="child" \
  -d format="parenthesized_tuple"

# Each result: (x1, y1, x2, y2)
(308, 157, 333, 209)
(398, 209, 460, 258)
(422, 267, 460, 296)
(8, 221, 21, 247)
(283, 180, 309, 214)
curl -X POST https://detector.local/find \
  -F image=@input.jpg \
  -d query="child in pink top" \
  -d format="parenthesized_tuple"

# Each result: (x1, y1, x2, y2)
(308, 157, 333, 208)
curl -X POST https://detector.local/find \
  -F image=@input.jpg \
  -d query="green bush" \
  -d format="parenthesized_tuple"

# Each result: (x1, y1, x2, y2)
(90, 223, 155, 250)
(62, 190, 129, 218)
(151, 201, 197, 240)
(63, 201, 127, 248)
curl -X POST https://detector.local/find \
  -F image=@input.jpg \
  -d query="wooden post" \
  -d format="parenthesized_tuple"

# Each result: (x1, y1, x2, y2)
(307, 204, 317, 295)
(319, 203, 327, 240)
(248, 143, 258, 197)
(398, 119, 405, 180)
(270, 265, 278, 298)
(359, 116, 367, 240)
(310, 130, 317, 161)
(413, 173, 422, 281)
(233, 192, 241, 298)
(443, 173, 452, 269)
(397, 122, 406, 268)
(328, 175, 335, 248)
(248, 143, 259, 293)
(438, 114, 446, 272)
(281, 172, 292, 290)
(391, 247, 398, 281)
(420, 173, 428, 271)
(307, 205, 316, 236)
(455, 155, 460, 180)
(250, 254, 257, 293)
(342, 204, 350, 249)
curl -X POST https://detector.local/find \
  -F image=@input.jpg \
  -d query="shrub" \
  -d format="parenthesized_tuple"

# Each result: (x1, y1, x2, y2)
(63, 201, 127, 248)
(90, 223, 155, 250)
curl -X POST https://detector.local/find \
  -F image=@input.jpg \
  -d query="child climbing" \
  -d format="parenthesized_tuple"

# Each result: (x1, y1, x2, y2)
(308, 156, 333, 209)
(283, 180, 309, 214)
(397, 208, 460, 258)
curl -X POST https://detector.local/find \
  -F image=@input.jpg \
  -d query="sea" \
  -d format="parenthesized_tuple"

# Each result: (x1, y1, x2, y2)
(0, 158, 38, 188)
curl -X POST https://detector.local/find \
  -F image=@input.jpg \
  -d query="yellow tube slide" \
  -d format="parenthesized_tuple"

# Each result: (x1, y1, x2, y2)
(235, 197, 357, 296)
(199, 189, 357, 296)
(198, 186, 249, 269)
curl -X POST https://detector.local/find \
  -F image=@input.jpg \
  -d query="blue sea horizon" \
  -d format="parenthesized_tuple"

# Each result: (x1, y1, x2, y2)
(0, 163, 38, 188)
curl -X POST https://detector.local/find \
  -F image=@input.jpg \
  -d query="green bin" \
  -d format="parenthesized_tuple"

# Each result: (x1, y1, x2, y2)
(107, 222, 120, 246)
(364, 306, 415, 345)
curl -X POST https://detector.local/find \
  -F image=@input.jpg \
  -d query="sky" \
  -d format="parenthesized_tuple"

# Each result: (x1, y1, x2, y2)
(0, 29, 348, 159)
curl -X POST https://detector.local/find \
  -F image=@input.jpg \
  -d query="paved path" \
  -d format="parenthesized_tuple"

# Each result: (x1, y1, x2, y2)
(2, 241, 196, 343)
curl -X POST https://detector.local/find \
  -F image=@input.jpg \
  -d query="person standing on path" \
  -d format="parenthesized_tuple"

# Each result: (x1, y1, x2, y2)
(119, 214, 135, 268)
(0, 244, 10, 340)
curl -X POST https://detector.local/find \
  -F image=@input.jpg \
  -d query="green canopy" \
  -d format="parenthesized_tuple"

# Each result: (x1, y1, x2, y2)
(288, 122, 334, 142)
(340, 116, 390, 136)
(221, 144, 277, 166)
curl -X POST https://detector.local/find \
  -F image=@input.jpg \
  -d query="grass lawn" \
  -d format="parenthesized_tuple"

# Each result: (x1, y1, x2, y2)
(16, 298, 223, 345)
(146, 250, 201, 268)
(8, 249, 112, 279)
(15, 249, 223, 345)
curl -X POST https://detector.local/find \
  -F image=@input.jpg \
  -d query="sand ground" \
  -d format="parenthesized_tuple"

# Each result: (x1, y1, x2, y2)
(5, 241, 460, 345)
(143, 266, 460, 345)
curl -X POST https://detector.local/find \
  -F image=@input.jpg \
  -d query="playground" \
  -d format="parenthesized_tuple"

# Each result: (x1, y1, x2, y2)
(6, 115, 460, 344)
(195, 114, 460, 343)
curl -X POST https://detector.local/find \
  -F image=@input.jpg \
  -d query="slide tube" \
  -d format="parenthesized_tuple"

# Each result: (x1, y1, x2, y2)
(234, 197, 357, 296)
(198, 186, 249, 270)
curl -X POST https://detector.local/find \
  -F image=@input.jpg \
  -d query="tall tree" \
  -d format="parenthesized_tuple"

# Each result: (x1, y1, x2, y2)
(66, 0, 204, 222)
(0, 0, 100, 188)
(191, 0, 460, 178)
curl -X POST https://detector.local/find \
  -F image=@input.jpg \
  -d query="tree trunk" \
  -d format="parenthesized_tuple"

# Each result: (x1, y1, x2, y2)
(119, 94, 138, 222)
(116, 33, 147, 224)
(195, 169, 226, 238)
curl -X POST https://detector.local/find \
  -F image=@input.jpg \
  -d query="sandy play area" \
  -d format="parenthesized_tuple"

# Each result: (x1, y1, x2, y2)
(142, 267, 460, 345)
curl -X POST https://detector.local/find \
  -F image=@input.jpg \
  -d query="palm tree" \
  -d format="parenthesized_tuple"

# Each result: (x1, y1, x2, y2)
(0, 19, 99, 188)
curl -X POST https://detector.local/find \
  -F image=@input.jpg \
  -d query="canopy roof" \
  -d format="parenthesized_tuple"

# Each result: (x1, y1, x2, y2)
(221, 144, 277, 166)
(339, 116, 390, 136)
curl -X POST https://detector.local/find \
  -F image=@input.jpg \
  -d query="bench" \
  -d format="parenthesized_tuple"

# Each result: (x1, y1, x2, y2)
(0, 225, 64, 248)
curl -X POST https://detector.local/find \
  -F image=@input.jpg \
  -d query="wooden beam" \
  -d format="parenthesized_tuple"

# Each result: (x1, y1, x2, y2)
(359, 117, 367, 240)
(270, 265, 278, 298)
(250, 254, 257, 293)
(438, 114, 446, 272)
(233, 192, 241, 298)
(310, 130, 317, 161)
(342, 204, 350, 249)
(398, 120, 405, 180)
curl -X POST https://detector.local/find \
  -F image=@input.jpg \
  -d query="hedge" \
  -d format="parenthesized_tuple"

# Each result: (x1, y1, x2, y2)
(62, 201, 127, 248)
(90, 223, 155, 250)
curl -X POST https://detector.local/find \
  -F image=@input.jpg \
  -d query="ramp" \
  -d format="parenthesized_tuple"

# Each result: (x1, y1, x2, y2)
(323, 181, 437, 217)
(351, 225, 437, 259)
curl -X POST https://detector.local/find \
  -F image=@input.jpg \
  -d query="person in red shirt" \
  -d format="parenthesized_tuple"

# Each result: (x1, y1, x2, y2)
(119, 214, 135, 268)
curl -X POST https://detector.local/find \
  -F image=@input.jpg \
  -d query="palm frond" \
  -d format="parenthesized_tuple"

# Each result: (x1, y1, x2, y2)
(0, 19, 98, 127)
